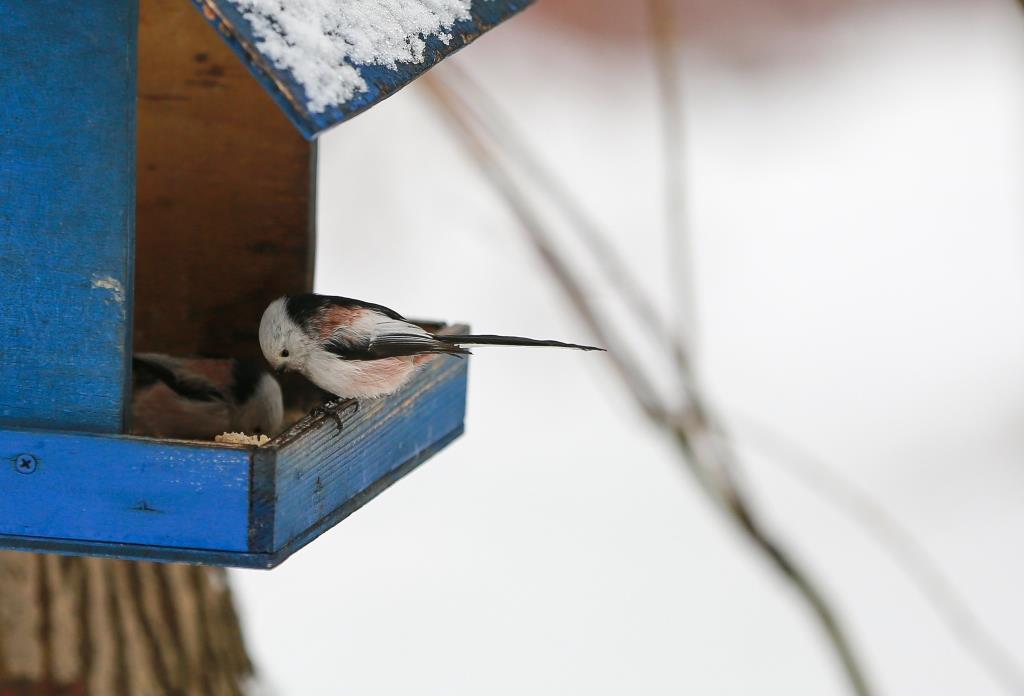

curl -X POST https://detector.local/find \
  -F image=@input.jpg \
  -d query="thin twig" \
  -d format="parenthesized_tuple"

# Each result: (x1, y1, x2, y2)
(427, 35, 1024, 696)
(648, 7, 868, 690)
(667, 408, 875, 696)
(423, 71, 875, 696)
(422, 75, 670, 423)
(440, 63, 692, 378)
(732, 415, 1024, 695)
(648, 0, 698, 355)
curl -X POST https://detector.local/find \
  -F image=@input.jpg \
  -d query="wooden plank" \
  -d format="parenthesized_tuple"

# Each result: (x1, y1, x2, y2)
(0, 1, 137, 433)
(135, 0, 314, 370)
(265, 354, 468, 552)
(0, 429, 251, 551)
(264, 424, 463, 567)
(191, 0, 534, 139)
(0, 338, 468, 567)
(0, 424, 462, 569)
(0, 533, 278, 569)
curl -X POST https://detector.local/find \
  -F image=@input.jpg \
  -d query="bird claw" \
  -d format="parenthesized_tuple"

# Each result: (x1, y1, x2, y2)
(312, 398, 359, 433)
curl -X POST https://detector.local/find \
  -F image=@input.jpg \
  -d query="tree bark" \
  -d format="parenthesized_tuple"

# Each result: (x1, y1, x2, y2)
(0, 552, 251, 696)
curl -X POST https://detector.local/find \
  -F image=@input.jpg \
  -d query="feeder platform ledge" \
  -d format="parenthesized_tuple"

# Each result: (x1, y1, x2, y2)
(0, 347, 467, 569)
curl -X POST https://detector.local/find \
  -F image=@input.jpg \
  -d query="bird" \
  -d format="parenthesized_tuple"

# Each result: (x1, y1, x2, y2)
(130, 353, 284, 440)
(259, 293, 603, 401)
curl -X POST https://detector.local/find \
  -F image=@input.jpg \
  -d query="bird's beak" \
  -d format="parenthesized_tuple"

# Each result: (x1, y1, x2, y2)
(275, 365, 287, 376)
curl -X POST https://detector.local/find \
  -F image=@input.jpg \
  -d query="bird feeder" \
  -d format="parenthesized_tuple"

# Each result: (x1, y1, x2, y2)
(0, 0, 530, 568)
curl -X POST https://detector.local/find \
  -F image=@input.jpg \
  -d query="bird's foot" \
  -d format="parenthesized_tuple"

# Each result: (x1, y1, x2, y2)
(312, 398, 360, 433)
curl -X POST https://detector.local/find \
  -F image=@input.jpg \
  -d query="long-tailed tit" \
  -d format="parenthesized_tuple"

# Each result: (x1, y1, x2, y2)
(259, 294, 603, 401)
(131, 353, 284, 440)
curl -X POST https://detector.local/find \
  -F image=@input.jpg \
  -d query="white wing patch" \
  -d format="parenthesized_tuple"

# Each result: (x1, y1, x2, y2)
(326, 310, 433, 351)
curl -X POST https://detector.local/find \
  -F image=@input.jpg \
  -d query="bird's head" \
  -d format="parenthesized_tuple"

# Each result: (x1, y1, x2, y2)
(234, 371, 284, 437)
(259, 297, 315, 376)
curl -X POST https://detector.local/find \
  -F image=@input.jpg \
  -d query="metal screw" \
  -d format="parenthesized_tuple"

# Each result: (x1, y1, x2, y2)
(13, 453, 38, 474)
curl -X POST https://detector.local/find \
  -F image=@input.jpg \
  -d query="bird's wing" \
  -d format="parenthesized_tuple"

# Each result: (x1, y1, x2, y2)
(132, 354, 225, 402)
(321, 309, 469, 360)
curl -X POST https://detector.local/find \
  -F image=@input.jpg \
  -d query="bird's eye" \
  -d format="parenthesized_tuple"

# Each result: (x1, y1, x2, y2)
(280, 349, 289, 358)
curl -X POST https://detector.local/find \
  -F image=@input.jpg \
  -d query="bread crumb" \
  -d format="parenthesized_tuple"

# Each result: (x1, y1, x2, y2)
(215, 432, 270, 446)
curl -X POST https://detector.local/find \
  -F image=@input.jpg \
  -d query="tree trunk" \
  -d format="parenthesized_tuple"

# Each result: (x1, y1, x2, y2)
(0, 552, 251, 696)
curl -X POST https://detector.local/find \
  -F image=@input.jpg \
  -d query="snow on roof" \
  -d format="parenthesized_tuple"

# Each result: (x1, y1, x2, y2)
(229, 0, 473, 114)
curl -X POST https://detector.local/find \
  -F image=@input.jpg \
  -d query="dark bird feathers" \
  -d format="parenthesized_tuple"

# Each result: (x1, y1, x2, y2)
(437, 334, 603, 352)
(290, 293, 605, 360)
(324, 333, 470, 361)
(327, 331, 602, 361)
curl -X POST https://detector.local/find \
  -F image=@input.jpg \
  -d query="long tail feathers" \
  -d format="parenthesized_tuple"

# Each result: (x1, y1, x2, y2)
(435, 334, 604, 352)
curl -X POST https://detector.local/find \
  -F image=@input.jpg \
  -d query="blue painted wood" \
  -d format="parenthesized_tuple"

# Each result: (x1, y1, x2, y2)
(190, 0, 533, 139)
(0, 349, 468, 568)
(269, 355, 468, 552)
(0, 426, 463, 569)
(0, 1, 137, 433)
(0, 429, 251, 551)
(261, 424, 464, 567)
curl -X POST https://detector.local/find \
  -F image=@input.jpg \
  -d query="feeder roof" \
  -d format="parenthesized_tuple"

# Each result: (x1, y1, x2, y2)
(195, 0, 531, 139)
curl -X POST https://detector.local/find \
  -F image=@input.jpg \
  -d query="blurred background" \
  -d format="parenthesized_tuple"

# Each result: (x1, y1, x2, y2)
(232, 1, 1024, 693)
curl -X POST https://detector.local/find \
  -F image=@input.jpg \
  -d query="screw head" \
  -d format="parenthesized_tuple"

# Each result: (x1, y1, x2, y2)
(13, 453, 38, 474)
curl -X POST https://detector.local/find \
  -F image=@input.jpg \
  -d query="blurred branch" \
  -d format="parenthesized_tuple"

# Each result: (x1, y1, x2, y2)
(424, 72, 874, 696)
(421, 74, 669, 423)
(648, 0, 698, 354)
(439, 62, 691, 378)
(733, 415, 1024, 695)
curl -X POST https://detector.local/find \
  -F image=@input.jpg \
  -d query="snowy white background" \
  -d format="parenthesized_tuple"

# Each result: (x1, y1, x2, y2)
(233, 1, 1024, 694)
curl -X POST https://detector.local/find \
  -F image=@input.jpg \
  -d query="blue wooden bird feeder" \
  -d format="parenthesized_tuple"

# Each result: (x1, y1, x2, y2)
(0, 0, 530, 568)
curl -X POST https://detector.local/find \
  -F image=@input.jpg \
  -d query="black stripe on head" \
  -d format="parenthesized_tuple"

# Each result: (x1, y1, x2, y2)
(284, 294, 334, 330)
(230, 359, 266, 404)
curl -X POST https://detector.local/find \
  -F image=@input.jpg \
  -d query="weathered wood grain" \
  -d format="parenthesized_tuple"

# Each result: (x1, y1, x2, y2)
(0, 553, 252, 695)
(135, 0, 314, 369)
(0, 1, 137, 433)
(191, 0, 535, 138)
